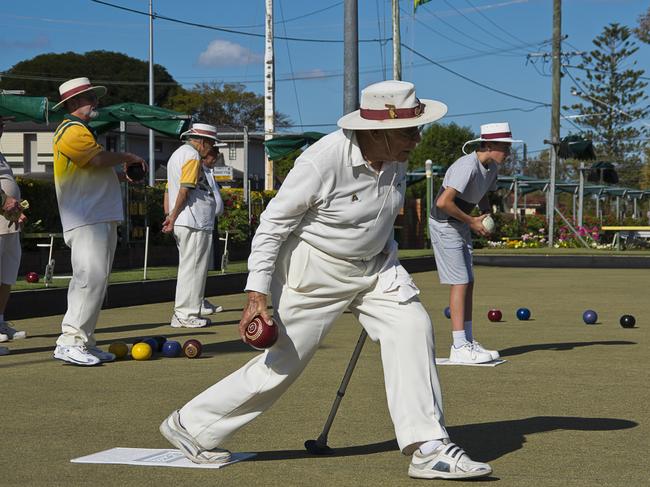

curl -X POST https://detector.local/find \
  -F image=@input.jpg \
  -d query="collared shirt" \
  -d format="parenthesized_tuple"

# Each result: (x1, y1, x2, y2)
(246, 129, 406, 294)
(430, 151, 497, 222)
(52, 114, 123, 232)
(167, 144, 217, 230)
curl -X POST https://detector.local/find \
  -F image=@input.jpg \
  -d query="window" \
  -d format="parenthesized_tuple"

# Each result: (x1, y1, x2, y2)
(229, 144, 237, 161)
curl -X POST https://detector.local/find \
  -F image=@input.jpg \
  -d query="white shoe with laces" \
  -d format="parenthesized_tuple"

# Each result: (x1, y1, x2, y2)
(160, 410, 231, 464)
(0, 322, 26, 340)
(88, 346, 116, 363)
(409, 442, 492, 479)
(200, 299, 223, 315)
(53, 345, 101, 366)
(449, 342, 493, 364)
(472, 341, 500, 360)
(171, 314, 210, 328)
(0, 333, 8, 343)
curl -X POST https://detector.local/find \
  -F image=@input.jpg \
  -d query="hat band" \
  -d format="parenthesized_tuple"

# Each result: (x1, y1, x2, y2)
(60, 83, 93, 100)
(482, 132, 512, 140)
(360, 101, 424, 121)
(191, 128, 217, 137)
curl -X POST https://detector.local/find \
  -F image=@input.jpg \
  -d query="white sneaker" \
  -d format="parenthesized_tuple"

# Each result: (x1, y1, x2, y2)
(53, 345, 101, 366)
(0, 322, 26, 340)
(473, 341, 500, 360)
(88, 346, 116, 363)
(160, 410, 231, 464)
(171, 314, 210, 328)
(0, 333, 8, 343)
(200, 299, 223, 315)
(0, 346, 9, 356)
(449, 342, 493, 364)
(409, 442, 492, 479)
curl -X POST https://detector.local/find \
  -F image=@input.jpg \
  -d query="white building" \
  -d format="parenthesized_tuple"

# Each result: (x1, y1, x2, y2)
(1, 121, 266, 188)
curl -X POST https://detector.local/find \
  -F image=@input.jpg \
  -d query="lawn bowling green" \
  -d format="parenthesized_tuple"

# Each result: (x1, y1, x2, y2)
(2, 267, 646, 486)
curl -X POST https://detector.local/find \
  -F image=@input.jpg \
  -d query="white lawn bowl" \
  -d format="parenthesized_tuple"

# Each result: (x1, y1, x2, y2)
(482, 215, 496, 233)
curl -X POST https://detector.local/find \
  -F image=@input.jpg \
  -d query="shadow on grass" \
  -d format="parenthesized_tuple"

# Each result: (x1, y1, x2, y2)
(251, 416, 637, 464)
(202, 339, 255, 355)
(499, 340, 636, 357)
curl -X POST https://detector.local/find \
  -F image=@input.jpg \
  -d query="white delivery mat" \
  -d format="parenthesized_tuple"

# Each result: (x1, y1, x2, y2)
(71, 448, 255, 469)
(436, 358, 506, 367)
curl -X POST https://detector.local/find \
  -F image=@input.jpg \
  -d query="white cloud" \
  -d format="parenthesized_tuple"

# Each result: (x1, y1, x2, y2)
(198, 40, 263, 67)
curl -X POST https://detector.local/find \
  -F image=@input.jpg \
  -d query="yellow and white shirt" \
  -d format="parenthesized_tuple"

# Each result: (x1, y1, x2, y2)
(166, 144, 217, 230)
(52, 115, 123, 232)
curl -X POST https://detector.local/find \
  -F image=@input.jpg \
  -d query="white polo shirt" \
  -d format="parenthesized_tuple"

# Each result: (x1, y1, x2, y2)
(246, 129, 406, 295)
(167, 144, 217, 231)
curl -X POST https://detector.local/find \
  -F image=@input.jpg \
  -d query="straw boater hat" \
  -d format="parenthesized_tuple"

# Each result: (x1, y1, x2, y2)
(181, 123, 226, 147)
(462, 122, 523, 154)
(337, 80, 447, 130)
(52, 77, 107, 111)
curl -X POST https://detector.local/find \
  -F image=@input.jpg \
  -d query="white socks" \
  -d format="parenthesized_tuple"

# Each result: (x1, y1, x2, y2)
(419, 439, 444, 455)
(452, 330, 467, 348)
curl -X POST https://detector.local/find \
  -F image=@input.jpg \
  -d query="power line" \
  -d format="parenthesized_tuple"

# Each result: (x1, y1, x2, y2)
(225, 1, 343, 29)
(563, 64, 650, 82)
(0, 71, 177, 86)
(89, 0, 389, 44)
(401, 43, 550, 106)
(442, 0, 531, 53)
(462, 0, 532, 47)
(278, 0, 303, 128)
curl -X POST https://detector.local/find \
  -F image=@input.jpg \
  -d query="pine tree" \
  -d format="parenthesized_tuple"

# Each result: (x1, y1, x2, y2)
(564, 23, 649, 186)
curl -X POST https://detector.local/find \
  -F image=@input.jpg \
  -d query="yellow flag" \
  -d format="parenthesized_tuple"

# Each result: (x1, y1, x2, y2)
(414, 0, 433, 12)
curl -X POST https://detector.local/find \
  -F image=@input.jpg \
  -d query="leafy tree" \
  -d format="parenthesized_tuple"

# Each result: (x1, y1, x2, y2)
(273, 148, 302, 180)
(408, 122, 475, 170)
(165, 82, 291, 130)
(0, 51, 180, 106)
(564, 23, 649, 186)
(636, 7, 650, 44)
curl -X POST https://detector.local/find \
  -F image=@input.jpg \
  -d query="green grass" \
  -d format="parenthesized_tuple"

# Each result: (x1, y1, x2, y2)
(13, 246, 649, 291)
(2, 267, 647, 486)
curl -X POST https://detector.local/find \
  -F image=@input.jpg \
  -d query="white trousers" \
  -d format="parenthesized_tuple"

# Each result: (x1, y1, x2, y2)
(180, 236, 448, 453)
(57, 222, 117, 347)
(173, 226, 212, 319)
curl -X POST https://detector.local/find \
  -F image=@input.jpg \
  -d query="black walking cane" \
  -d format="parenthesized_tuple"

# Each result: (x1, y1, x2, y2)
(304, 329, 368, 454)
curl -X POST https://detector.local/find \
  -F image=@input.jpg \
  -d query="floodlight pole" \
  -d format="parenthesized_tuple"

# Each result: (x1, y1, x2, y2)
(425, 159, 432, 243)
(344, 0, 359, 114)
(547, 0, 562, 247)
(148, 0, 155, 187)
(264, 0, 275, 191)
(392, 0, 401, 81)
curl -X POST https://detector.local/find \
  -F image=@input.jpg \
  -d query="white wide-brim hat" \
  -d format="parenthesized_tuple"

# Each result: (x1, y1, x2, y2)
(52, 77, 107, 111)
(462, 122, 523, 154)
(337, 80, 447, 130)
(181, 123, 225, 146)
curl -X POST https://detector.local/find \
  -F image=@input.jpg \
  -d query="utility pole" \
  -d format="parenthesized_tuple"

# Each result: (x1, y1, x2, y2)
(148, 0, 155, 187)
(264, 0, 275, 191)
(547, 0, 561, 247)
(392, 0, 401, 80)
(343, 0, 359, 114)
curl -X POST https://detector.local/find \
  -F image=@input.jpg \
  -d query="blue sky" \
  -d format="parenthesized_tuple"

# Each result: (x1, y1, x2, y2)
(0, 0, 648, 156)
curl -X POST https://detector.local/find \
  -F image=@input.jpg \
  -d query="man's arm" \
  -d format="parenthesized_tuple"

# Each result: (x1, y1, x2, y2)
(88, 151, 147, 182)
(436, 187, 489, 236)
(162, 187, 189, 234)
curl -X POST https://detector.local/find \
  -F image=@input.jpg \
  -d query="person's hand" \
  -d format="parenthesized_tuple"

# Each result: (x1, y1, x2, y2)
(239, 291, 270, 343)
(161, 214, 175, 234)
(469, 214, 490, 237)
(9, 213, 27, 230)
(123, 153, 148, 183)
(2, 194, 20, 214)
